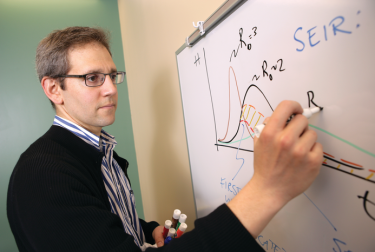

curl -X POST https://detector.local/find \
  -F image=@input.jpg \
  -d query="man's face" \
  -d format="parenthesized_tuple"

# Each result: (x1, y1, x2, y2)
(58, 42, 118, 135)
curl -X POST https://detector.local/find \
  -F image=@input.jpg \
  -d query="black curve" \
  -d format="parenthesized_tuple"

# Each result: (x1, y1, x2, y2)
(322, 163, 375, 184)
(215, 144, 254, 152)
(218, 84, 274, 144)
(323, 155, 364, 170)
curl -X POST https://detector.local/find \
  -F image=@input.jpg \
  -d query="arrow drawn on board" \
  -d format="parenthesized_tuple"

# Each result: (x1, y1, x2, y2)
(304, 193, 337, 231)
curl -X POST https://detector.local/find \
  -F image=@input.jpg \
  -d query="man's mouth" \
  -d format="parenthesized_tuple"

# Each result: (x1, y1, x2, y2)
(99, 103, 116, 109)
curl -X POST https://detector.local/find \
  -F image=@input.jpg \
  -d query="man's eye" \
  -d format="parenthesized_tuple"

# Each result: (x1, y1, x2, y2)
(110, 74, 117, 81)
(86, 74, 98, 82)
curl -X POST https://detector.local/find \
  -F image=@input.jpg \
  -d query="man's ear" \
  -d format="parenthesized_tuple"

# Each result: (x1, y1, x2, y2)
(41, 77, 64, 105)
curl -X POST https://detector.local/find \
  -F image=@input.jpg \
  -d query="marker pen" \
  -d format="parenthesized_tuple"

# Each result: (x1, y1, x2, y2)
(171, 209, 181, 229)
(162, 220, 172, 239)
(176, 214, 187, 230)
(167, 228, 176, 238)
(176, 223, 187, 238)
(254, 107, 323, 138)
(164, 236, 172, 245)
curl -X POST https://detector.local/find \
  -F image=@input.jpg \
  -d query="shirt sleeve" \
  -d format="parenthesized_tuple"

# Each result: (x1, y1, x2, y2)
(139, 219, 160, 244)
(144, 204, 265, 252)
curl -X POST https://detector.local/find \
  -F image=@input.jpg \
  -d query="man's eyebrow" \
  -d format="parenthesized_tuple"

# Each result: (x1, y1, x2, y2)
(83, 68, 118, 74)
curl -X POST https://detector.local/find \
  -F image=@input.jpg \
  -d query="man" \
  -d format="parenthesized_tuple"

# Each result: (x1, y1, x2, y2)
(7, 27, 323, 252)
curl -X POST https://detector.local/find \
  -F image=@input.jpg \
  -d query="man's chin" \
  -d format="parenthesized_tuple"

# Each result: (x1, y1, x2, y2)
(98, 116, 116, 128)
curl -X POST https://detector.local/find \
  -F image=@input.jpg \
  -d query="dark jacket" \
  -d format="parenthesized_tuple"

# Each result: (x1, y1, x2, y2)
(7, 125, 263, 251)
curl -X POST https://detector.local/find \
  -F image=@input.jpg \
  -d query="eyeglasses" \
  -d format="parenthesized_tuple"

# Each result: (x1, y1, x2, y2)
(56, 71, 125, 87)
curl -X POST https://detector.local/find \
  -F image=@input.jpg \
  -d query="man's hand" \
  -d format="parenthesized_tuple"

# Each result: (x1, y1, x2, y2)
(227, 100, 323, 238)
(152, 226, 165, 247)
(253, 100, 323, 205)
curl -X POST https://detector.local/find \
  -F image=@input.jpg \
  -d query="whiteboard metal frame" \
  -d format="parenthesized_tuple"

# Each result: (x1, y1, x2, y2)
(174, 56, 198, 219)
(180, 0, 247, 52)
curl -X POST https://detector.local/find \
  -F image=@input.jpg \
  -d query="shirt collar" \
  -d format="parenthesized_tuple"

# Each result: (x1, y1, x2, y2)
(53, 115, 117, 150)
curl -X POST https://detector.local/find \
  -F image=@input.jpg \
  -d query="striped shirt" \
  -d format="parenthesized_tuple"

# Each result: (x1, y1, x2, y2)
(53, 115, 146, 248)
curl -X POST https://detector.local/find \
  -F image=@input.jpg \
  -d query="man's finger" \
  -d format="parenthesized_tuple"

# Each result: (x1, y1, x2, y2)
(284, 114, 308, 140)
(263, 117, 270, 125)
(310, 141, 324, 163)
(294, 129, 318, 158)
(266, 101, 303, 133)
(152, 226, 165, 247)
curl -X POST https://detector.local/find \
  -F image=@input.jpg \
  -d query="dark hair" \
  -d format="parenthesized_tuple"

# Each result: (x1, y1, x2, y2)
(35, 26, 112, 109)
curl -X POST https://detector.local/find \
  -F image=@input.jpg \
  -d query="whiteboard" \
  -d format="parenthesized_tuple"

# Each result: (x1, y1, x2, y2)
(176, 0, 375, 251)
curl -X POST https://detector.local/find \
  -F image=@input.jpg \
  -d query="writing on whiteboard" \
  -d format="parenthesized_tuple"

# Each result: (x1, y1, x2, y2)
(258, 235, 353, 252)
(293, 12, 361, 52)
(194, 53, 200, 66)
(357, 190, 375, 221)
(252, 59, 286, 81)
(230, 27, 258, 62)
(258, 235, 287, 252)
(220, 177, 242, 203)
(333, 238, 352, 252)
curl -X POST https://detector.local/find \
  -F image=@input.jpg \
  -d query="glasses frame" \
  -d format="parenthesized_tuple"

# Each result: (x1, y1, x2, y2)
(56, 71, 126, 87)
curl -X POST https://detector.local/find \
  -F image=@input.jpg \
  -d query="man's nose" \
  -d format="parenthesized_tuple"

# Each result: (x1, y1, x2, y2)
(102, 74, 117, 96)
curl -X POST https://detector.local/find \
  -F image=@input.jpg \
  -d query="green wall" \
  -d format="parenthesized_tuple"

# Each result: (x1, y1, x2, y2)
(0, 1, 143, 251)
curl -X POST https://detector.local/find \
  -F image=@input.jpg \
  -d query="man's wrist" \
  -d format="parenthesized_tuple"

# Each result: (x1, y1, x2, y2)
(227, 176, 287, 238)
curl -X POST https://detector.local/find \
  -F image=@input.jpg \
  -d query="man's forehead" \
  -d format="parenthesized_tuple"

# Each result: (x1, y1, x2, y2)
(67, 42, 116, 73)
(67, 42, 110, 59)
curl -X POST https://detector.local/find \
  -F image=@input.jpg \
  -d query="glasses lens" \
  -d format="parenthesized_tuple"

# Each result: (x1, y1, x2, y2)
(109, 73, 117, 83)
(86, 73, 104, 87)
(115, 72, 125, 84)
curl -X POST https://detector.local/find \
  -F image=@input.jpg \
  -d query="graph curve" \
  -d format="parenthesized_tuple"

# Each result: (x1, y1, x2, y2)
(218, 67, 274, 144)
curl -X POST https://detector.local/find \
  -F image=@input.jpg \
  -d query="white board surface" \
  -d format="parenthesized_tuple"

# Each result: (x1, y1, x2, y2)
(176, 0, 375, 251)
